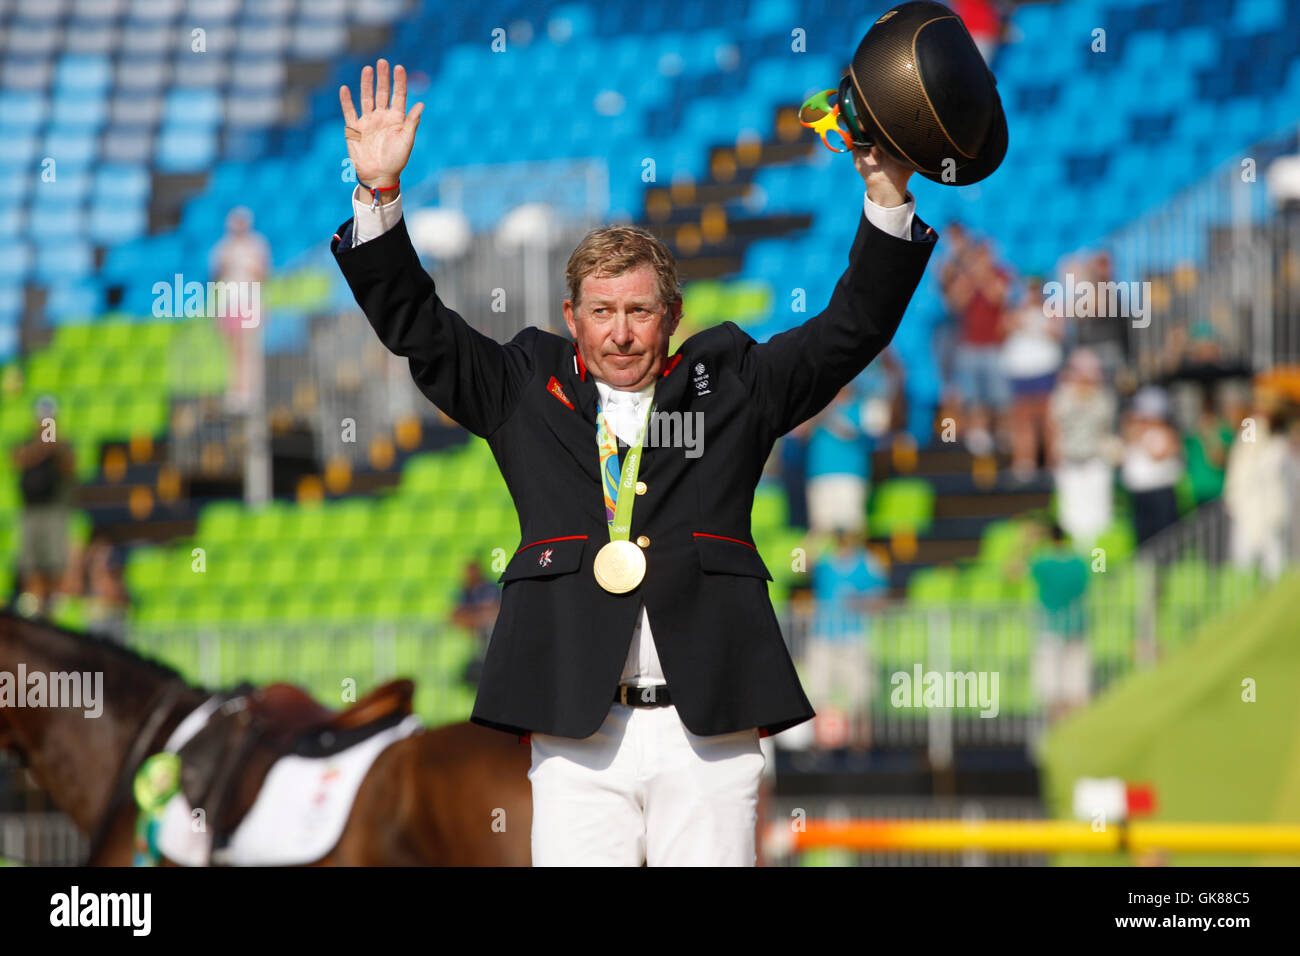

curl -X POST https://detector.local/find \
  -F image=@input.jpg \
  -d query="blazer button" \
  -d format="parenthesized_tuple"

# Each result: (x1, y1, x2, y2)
(635, 481, 647, 495)
(636, 535, 650, 548)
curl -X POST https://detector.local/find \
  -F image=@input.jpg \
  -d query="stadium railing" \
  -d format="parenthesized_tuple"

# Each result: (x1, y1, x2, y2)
(1108, 125, 1300, 374)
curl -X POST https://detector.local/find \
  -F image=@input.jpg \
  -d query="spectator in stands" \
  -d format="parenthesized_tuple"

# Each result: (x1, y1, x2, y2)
(208, 207, 270, 413)
(1158, 320, 1250, 398)
(12, 396, 77, 619)
(859, 347, 907, 446)
(805, 385, 872, 537)
(1028, 520, 1090, 723)
(1002, 277, 1064, 482)
(1065, 250, 1131, 387)
(82, 531, 129, 642)
(1223, 396, 1289, 581)
(1047, 348, 1118, 551)
(1183, 390, 1234, 506)
(944, 237, 1011, 456)
(1120, 386, 1184, 545)
(1283, 415, 1300, 566)
(951, 0, 1004, 64)
(808, 533, 890, 749)
(452, 560, 501, 684)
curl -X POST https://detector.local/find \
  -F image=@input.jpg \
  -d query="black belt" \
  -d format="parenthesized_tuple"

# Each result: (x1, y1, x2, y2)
(615, 684, 671, 707)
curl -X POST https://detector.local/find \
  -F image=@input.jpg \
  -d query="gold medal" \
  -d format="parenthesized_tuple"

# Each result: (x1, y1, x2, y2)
(593, 539, 646, 593)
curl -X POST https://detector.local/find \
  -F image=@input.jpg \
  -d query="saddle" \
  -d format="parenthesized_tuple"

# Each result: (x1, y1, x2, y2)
(177, 679, 414, 864)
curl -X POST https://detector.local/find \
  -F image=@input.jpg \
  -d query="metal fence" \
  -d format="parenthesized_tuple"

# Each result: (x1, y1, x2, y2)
(1105, 124, 1300, 376)
(0, 814, 85, 867)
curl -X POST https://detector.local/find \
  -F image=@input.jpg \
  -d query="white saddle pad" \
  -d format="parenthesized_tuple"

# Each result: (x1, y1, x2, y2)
(156, 710, 423, 866)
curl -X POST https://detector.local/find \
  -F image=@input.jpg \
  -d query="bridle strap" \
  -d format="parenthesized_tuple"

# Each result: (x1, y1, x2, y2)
(83, 680, 191, 865)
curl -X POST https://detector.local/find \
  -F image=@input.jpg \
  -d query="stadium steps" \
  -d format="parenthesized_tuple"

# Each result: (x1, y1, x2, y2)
(861, 446, 1056, 591)
(634, 105, 823, 291)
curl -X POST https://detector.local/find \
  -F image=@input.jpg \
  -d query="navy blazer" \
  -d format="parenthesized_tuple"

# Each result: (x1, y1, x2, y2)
(332, 208, 937, 738)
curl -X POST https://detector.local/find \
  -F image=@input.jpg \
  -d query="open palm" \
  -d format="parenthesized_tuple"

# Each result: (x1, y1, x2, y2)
(340, 59, 424, 190)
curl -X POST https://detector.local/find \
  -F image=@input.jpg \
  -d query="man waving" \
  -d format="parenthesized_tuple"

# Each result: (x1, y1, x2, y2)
(332, 59, 936, 866)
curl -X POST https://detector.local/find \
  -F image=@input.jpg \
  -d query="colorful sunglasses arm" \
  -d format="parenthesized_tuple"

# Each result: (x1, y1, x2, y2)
(798, 89, 852, 153)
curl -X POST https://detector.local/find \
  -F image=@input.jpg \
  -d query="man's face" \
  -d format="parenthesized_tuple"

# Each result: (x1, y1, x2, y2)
(563, 263, 680, 390)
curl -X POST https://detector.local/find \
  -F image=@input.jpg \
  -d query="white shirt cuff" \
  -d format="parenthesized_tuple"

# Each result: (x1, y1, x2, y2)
(351, 185, 404, 247)
(863, 190, 916, 240)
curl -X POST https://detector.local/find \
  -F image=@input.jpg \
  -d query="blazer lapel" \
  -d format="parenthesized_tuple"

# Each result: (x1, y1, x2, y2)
(566, 341, 600, 428)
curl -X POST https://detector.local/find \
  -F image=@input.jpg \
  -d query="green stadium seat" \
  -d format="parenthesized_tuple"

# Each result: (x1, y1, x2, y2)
(978, 519, 1032, 567)
(907, 565, 959, 606)
(1004, 574, 1037, 605)
(136, 321, 177, 350)
(1093, 518, 1136, 565)
(751, 486, 787, 531)
(401, 454, 445, 497)
(721, 282, 772, 326)
(959, 567, 1008, 606)
(869, 478, 934, 536)
(296, 501, 329, 541)
(52, 323, 96, 353)
(247, 501, 295, 542)
(196, 501, 244, 546)
(330, 498, 373, 540)
(682, 281, 724, 324)
(125, 547, 170, 597)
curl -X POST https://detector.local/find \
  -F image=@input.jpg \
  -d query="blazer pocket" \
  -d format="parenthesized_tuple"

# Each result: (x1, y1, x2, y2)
(693, 532, 773, 581)
(500, 535, 588, 583)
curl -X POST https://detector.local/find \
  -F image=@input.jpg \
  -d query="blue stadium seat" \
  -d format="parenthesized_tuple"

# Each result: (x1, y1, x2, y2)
(55, 54, 112, 92)
(88, 198, 148, 245)
(34, 240, 93, 281)
(164, 89, 223, 127)
(0, 90, 48, 128)
(29, 200, 85, 242)
(157, 125, 218, 172)
(42, 128, 99, 166)
(45, 280, 102, 324)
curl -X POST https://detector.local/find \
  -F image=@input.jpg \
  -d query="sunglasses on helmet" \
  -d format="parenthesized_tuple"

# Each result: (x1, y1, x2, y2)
(798, 75, 874, 154)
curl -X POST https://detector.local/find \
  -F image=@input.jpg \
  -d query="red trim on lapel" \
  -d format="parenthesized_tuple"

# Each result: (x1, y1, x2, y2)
(693, 532, 758, 549)
(572, 342, 588, 381)
(660, 353, 683, 377)
(515, 534, 588, 554)
(546, 376, 575, 409)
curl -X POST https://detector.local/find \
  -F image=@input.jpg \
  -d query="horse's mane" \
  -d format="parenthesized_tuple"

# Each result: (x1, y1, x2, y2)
(0, 610, 185, 684)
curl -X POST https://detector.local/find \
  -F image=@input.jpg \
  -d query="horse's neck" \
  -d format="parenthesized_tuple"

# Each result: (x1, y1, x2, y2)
(1, 628, 203, 833)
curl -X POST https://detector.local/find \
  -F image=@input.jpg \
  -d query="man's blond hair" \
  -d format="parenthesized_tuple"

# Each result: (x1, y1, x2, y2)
(565, 225, 681, 311)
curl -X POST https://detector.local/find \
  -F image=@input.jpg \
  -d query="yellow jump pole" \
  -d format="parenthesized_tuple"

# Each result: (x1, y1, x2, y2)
(790, 820, 1300, 854)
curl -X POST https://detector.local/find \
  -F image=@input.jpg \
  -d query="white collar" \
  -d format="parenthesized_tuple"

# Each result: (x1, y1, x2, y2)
(594, 378, 656, 407)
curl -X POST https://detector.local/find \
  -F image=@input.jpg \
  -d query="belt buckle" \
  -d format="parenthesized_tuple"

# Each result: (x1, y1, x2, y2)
(619, 685, 629, 706)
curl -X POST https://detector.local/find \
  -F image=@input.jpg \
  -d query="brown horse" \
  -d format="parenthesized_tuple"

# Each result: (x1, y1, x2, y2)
(0, 612, 531, 865)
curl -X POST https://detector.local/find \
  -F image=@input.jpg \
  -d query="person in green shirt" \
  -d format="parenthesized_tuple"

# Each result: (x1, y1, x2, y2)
(1183, 393, 1233, 505)
(1028, 520, 1090, 722)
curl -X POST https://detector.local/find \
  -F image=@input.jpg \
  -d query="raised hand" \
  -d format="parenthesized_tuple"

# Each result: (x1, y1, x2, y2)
(854, 144, 914, 208)
(340, 59, 424, 190)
